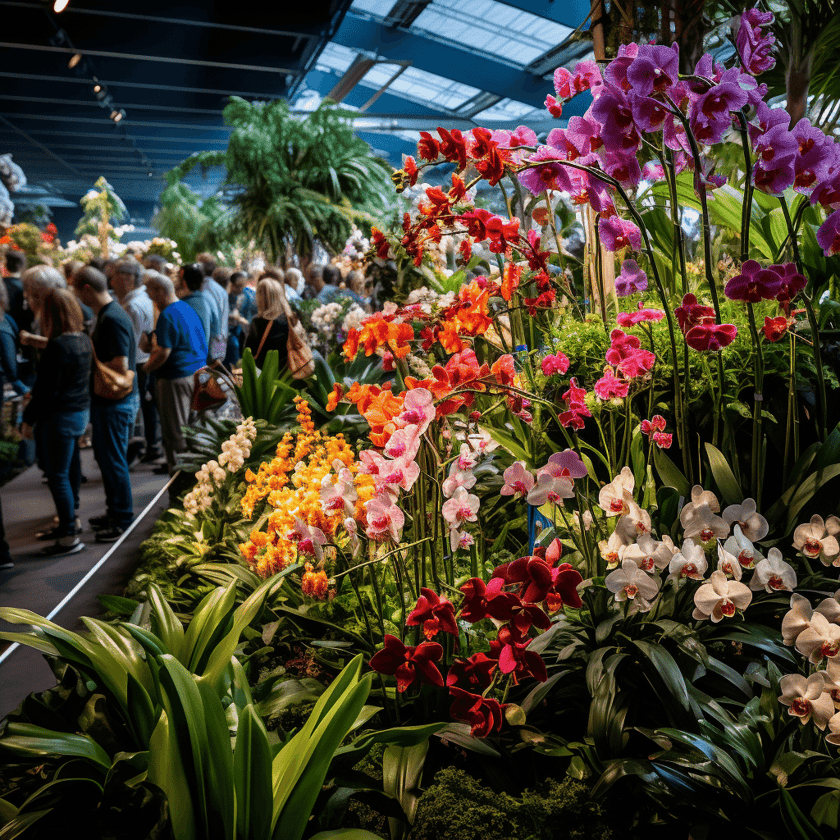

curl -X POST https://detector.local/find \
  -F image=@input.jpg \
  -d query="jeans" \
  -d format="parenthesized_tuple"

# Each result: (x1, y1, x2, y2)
(38, 408, 89, 537)
(137, 368, 160, 454)
(91, 394, 139, 528)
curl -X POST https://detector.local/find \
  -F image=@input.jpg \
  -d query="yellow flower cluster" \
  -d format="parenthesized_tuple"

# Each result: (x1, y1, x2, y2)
(238, 398, 374, 579)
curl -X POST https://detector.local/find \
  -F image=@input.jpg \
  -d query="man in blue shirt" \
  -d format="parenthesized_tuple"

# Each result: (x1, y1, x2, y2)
(178, 263, 212, 354)
(196, 253, 228, 364)
(71, 266, 139, 543)
(142, 272, 207, 475)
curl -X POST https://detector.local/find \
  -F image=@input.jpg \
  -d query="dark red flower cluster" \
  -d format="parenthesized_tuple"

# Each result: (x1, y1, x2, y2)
(674, 293, 738, 352)
(559, 377, 591, 430)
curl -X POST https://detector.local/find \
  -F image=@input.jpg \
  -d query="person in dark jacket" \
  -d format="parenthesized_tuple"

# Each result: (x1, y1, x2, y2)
(244, 278, 289, 369)
(0, 282, 28, 398)
(21, 288, 91, 556)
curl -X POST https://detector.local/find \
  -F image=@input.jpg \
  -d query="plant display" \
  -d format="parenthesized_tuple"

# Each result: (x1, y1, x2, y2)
(74, 176, 129, 258)
(7, 4, 840, 838)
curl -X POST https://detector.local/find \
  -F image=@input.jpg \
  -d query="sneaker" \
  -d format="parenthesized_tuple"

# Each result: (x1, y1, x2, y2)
(141, 449, 163, 463)
(0, 560, 13, 570)
(37, 517, 82, 541)
(41, 538, 84, 557)
(95, 524, 127, 543)
(89, 513, 112, 530)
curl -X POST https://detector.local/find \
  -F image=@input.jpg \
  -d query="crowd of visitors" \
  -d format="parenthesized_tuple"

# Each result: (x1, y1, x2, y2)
(0, 247, 373, 568)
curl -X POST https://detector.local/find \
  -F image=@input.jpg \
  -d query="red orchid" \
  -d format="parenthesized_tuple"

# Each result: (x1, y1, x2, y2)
(459, 577, 520, 623)
(491, 555, 554, 604)
(417, 131, 440, 161)
(437, 127, 467, 170)
(371, 227, 391, 260)
(546, 563, 584, 611)
(652, 431, 673, 449)
(369, 635, 444, 692)
(446, 652, 497, 692)
(764, 315, 789, 342)
(489, 627, 548, 682)
(675, 293, 716, 333)
(640, 415, 667, 438)
(448, 687, 506, 737)
(406, 588, 458, 640)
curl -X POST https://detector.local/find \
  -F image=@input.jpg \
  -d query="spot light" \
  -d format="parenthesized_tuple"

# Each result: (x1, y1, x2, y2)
(54, 0, 70, 10)
(110, 108, 126, 123)
(68, 53, 81, 68)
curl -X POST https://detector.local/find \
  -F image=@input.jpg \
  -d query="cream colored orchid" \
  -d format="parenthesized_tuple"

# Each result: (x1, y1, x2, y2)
(605, 559, 660, 612)
(624, 534, 678, 572)
(679, 486, 721, 528)
(722, 524, 762, 571)
(749, 548, 797, 593)
(599, 531, 629, 569)
(826, 711, 840, 745)
(794, 611, 840, 664)
(681, 503, 730, 543)
(721, 498, 769, 541)
(793, 515, 840, 566)
(598, 467, 635, 516)
(692, 570, 752, 622)
(613, 498, 653, 542)
(782, 593, 817, 646)
(778, 672, 835, 729)
(716, 543, 743, 581)
(667, 538, 708, 583)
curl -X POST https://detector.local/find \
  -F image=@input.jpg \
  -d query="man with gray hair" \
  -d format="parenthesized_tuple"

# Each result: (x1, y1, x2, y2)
(113, 259, 160, 463)
(142, 271, 207, 475)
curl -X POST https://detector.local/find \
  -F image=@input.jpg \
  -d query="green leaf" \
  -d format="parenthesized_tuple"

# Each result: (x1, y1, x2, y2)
(234, 705, 274, 840)
(0, 723, 111, 771)
(704, 443, 743, 507)
(779, 786, 825, 840)
(653, 447, 690, 497)
(383, 741, 428, 839)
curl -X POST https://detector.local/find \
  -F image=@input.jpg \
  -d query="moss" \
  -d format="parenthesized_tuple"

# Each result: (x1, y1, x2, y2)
(410, 767, 617, 840)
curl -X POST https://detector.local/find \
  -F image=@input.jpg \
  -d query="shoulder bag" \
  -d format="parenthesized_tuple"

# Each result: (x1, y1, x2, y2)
(90, 337, 135, 400)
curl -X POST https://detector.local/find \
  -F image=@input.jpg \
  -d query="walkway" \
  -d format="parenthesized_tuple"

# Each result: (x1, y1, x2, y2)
(0, 450, 170, 717)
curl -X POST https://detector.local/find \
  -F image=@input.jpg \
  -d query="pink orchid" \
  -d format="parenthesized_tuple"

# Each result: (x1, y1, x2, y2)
(540, 351, 570, 376)
(320, 469, 358, 518)
(594, 367, 630, 400)
(383, 424, 421, 461)
(396, 388, 435, 434)
(287, 518, 327, 562)
(526, 472, 574, 506)
(377, 456, 421, 500)
(500, 461, 535, 499)
(442, 463, 477, 498)
(538, 450, 588, 480)
(616, 305, 664, 327)
(442, 486, 480, 530)
(364, 495, 405, 542)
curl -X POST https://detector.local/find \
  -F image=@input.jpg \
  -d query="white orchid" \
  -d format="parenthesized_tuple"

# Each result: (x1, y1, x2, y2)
(692, 570, 752, 622)
(722, 524, 762, 571)
(667, 539, 708, 582)
(721, 498, 769, 541)
(599, 531, 629, 569)
(793, 515, 840, 566)
(526, 472, 574, 506)
(778, 672, 835, 730)
(749, 548, 797, 593)
(613, 498, 653, 542)
(679, 486, 721, 526)
(794, 612, 840, 664)
(826, 711, 840, 745)
(716, 543, 743, 581)
(598, 467, 635, 516)
(781, 594, 840, 647)
(605, 559, 660, 612)
(623, 534, 677, 572)
(681, 502, 729, 543)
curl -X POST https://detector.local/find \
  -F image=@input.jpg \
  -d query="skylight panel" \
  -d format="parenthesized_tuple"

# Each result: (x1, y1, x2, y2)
(350, 0, 394, 14)
(411, 0, 572, 66)
(472, 97, 541, 123)
(358, 62, 481, 111)
(315, 42, 357, 74)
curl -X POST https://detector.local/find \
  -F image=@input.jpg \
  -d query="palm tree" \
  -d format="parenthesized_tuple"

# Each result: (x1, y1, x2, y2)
(157, 98, 392, 267)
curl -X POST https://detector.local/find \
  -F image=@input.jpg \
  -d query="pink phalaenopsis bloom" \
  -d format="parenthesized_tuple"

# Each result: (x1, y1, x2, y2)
(605, 329, 655, 379)
(616, 305, 664, 327)
(737, 7, 776, 76)
(675, 294, 716, 333)
(559, 377, 591, 430)
(540, 351, 570, 376)
(817, 210, 840, 256)
(442, 462, 477, 498)
(501, 461, 535, 499)
(442, 486, 480, 529)
(320, 468, 357, 518)
(376, 456, 420, 499)
(599, 215, 642, 252)
(626, 43, 680, 97)
(364, 495, 405, 543)
(652, 431, 672, 449)
(640, 415, 666, 438)
(518, 146, 573, 196)
(287, 518, 327, 562)
(725, 260, 785, 302)
(615, 259, 648, 297)
(383, 424, 421, 461)
(398, 388, 436, 434)
(594, 367, 630, 400)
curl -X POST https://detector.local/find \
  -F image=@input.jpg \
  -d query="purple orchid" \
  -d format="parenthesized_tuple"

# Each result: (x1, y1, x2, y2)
(626, 43, 680, 98)
(599, 216, 642, 252)
(629, 93, 668, 133)
(589, 84, 639, 153)
(817, 210, 840, 257)
(615, 259, 648, 296)
(792, 120, 834, 194)
(603, 151, 642, 189)
(642, 160, 665, 181)
(736, 7, 776, 76)
(604, 43, 638, 92)
(724, 261, 785, 303)
(517, 146, 572, 196)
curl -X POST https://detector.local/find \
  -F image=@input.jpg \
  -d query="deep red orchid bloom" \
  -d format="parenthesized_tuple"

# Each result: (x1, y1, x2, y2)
(685, 323, 738, 352)
(546, 563, 583, 611)
(448, 687, 506, 737)
(491, 555, 554, 604)
(417, 131, 440, 161)
(437, 127, 467, 170)
(459, 576, 520, 624)
(369, 635, 444, 692)
(675, 293, 716, 334)
(764, 315, 789, 342)
(406, 588, 458, 640)
(446, 652, 497, 692)
(533, 538, 563, 565)
(489, 627, 547, 682)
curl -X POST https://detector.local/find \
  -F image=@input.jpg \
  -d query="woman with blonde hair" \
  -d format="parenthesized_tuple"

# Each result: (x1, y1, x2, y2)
(21, 287, 92, 556)
(243, 278, 292, 369)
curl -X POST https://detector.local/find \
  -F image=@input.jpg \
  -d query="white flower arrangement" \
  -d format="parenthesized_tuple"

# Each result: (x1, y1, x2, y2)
(183, 418, 257, 516)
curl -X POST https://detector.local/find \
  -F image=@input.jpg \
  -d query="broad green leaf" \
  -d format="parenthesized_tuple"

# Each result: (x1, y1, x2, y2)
(234, 705, 274, 840)
(0, 723, 111, 771)
(653, 447, 690, 497)
(704, 443, 743, 507)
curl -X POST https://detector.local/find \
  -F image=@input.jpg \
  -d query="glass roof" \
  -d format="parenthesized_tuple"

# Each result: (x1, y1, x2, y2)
(315, 42, 358, 75)
(471, 97, 541, 123)
(359, 63, 481, 111)
(350, 0, 573, 66)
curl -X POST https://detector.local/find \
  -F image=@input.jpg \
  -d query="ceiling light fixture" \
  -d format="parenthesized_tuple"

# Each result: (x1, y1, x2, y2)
(68, 52, 81, 68)
(54, 0, 70, 11)
(110, 108, 126, 122)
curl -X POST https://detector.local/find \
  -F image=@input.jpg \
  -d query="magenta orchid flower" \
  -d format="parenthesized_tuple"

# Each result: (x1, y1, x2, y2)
(685, 323, 738, 352)
(736, 7, 776, 76)
(818, 210, 840, 256)
(540, 351, 570, 376)
(383, 424, 422, 461)
(725, 260, 785, 302)
(287, 518, 327, 562)
(599, 215, 642, 252)
(538, 450, 588, 480)
(594, 367, 630, 400)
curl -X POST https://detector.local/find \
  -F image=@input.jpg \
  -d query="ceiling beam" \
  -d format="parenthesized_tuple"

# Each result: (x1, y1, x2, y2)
(0, 115, 85, 178)
(0, 42, 297, 75)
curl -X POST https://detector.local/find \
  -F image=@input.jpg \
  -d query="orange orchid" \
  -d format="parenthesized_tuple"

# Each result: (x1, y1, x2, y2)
(501, 263, 522, 302)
